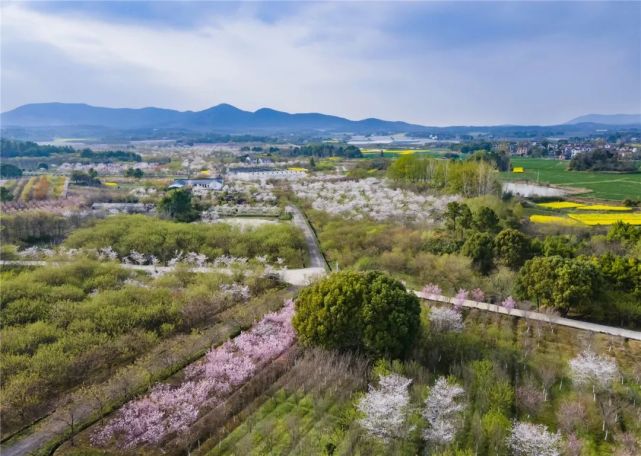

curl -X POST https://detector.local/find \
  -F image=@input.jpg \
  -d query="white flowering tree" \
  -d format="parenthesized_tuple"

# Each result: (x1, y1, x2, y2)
(291, 177, 459, 223)
(569, 350, 618, 394)
(506, 421, 561, 456)
(422, 377, 466, 447)
(429, 307, 464, 333)
(357, 373, 412, 442)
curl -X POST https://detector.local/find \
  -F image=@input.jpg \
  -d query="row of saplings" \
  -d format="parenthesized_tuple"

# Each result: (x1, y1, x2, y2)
(293, 270, 577, 456)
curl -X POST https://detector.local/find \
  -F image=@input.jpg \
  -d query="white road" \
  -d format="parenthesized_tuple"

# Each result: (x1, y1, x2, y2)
(416, 291, 641, 341)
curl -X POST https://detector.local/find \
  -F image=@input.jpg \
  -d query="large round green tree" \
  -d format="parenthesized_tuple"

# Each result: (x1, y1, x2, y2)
(292, 270, 420, 358)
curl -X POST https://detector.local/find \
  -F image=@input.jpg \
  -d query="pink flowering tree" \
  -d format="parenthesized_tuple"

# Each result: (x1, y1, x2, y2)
(471, 288, 485, 302)
(422, 283, 442, 297)
(453, 288, 468, 309)
(92, 300, 295, 448)
(501, 296, 516, 312)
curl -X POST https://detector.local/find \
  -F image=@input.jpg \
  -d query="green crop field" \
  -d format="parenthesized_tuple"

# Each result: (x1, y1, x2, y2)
(500, 158, 641, 201)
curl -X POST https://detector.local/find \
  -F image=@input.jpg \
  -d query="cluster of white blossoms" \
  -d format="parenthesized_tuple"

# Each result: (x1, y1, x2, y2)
(507, 421, 561, 456)
(129, 187, 157, 198)
(569, 350, 618, 389)
(429, 307, 464, 333)
(16, 246, 77, 259)
(221, 181, 278, 203)
(291, 178, 459, 222)
(357, 374, 413, 441)
(423, 377, 466, 446)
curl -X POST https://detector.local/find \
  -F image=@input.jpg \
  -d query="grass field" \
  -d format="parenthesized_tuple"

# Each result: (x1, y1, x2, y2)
(500, 158, 641, 201)
(360, 149, 447, 159)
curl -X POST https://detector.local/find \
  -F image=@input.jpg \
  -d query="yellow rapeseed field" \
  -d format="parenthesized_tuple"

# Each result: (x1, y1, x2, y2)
(512, 167, 524, 173)
(537, 201, 631, 211)
(529, 215, 583, 226)
(537, 201, 583, 209)
(104, 182, 118, 187)
(574, 204, 631, 211)
(568, 213, 641, 225)
(287, 167, 308, 172)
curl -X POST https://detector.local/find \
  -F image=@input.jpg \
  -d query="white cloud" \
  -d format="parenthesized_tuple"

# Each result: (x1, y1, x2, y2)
(1, 2, 639, 125)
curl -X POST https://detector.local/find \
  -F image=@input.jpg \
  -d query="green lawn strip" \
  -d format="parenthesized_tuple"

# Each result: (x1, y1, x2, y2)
(501, 158, 641, 201)
(244, 394, 317, 455)
(179, 348, 300, 456)
(197, 351, 310, 455)
(286, 401, 348, 456)
(209, 391, 314, 456)
(25, 288, 292, 456)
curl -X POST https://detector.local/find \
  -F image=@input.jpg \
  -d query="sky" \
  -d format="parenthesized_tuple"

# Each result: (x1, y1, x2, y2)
(1, 1, 640, 126)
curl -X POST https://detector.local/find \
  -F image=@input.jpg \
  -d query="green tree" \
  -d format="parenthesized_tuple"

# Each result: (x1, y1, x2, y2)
(293, 270, 420, 358)
(461, 232, 495, 274)
(542, 236, 576, 258)
(445, 202, 473, 232)
(473, 207, 500, 233)
(158, 189, 199, 222)
(494, 228, 531, 269)
(0, 186, 14, 202)
(0, 163, 23, 178)
(515, 256, 601, 315)
(125, 168, 144, 178)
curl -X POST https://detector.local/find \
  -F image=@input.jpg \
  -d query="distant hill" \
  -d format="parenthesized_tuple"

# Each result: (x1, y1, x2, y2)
(0, 102, 427, 134)
(565, 113, 641, 125)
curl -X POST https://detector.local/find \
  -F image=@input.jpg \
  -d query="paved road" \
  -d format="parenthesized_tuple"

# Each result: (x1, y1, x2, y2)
(416, 291, 641, 341)
(0, 261, 326, 287)
(286, 205, 329, 270)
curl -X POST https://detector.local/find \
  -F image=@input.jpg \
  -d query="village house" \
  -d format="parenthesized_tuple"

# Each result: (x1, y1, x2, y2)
(168, 178, 224, 190)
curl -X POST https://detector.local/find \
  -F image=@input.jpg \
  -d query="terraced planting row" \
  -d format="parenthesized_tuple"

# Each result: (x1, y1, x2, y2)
(201, 349, 367, 456)
(1, 175, 66, 202)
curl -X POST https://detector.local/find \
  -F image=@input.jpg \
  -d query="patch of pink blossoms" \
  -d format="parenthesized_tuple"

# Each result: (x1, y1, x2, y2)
(92, 300, 295, 448)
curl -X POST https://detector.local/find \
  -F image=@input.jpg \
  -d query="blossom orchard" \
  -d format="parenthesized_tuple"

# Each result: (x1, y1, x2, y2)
(91, 300, 296, 448)
(291, 177, 459, 222)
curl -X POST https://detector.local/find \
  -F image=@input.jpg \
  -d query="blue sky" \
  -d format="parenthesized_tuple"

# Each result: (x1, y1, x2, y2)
(1, 1, 639, 125)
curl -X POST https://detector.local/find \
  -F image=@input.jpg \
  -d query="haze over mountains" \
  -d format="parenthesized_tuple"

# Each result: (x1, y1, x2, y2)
(1, 103, 640, 135)
(565, 114, 641, 125)
(0, 103, 425, 133)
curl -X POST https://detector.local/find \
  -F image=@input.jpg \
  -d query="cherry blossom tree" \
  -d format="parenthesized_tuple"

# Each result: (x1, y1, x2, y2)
(128, 250, 147, 266)
(422, 377, 466, 447)
(291, 177, 459, 222)
(220, 283, 251, 301)
(357, 373, 412, 442)
(569, 350, 618, 394)
(422, 283, 442, 297)
(506, 421, 561, 456)
(92, 300, 295, 448)
(98, 246, 118, 261)
(471, 288, 485, 302)
(429, 307, 464, 333)
(501, 296, 516, 311)
(453, 288, 469, 309)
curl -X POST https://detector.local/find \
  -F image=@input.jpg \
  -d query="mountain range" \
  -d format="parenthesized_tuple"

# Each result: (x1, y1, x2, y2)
(565, 113, 641, 125)
(1, 103, 640, 136)
(0, 102, 425, 133)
